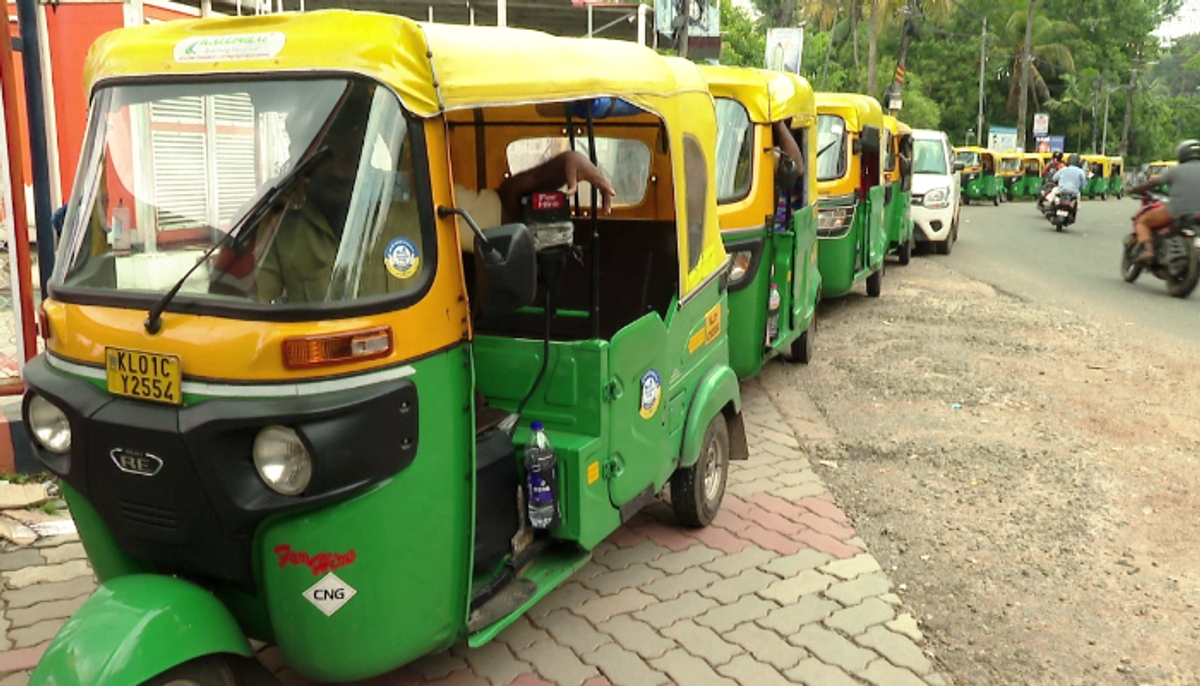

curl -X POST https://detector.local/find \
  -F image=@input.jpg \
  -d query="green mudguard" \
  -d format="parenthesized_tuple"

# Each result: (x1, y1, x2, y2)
(30, 575, 252, 686)
(680, 365, 742, 469)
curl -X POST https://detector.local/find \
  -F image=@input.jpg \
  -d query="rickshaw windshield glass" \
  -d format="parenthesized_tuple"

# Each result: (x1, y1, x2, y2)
(1001, 158, 1022, 172)
(912, 140, 949, 174)
(713, 98, 753, 203)
(816, 115, 847, 181)
(56, 76, 433, 307)
(956, 151, 979, 168)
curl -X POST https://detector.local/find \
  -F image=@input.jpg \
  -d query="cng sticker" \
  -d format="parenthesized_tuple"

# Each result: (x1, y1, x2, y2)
(303, 572, 357, 617)
(704, 305, 722, 344)
(587, 461, 601, 484)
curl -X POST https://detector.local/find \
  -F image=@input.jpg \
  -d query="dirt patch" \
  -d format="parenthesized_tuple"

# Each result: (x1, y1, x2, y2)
(757, 257, 1200, 685)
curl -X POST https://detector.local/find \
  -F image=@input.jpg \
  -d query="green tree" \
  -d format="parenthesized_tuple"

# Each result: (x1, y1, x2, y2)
(720, 0, 767, 67)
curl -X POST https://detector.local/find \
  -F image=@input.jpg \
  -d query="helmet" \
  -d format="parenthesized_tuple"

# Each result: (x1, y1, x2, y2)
(1052, 151, 1064, 161)
(1176, 139, 1200, 163)
(1067, 153, 1081, 167)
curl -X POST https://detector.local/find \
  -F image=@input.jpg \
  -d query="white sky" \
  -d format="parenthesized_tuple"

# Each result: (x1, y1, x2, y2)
(1154, 0, 1200, 39)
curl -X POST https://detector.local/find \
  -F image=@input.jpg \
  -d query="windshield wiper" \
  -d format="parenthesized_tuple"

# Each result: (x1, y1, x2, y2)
(816, 138, 841, 158)
(143, 147, 331, 335)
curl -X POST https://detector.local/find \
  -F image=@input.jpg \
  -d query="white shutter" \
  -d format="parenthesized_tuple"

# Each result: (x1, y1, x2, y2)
(213, 94, 257, 226)
(150, 97, 208, 231)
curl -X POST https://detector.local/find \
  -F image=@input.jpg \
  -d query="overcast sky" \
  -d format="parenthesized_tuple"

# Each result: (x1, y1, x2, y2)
(1154, 0, 1200, 39)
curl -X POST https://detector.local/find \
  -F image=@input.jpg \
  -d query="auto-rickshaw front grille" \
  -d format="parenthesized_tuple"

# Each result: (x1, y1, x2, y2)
(119, 501, 179, 532)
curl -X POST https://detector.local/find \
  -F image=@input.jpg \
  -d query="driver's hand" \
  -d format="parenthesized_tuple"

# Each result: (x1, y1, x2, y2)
(563, 152, 616, 215)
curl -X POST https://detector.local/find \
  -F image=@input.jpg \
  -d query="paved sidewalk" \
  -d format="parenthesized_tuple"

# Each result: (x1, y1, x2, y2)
(0, 382, 947, 685)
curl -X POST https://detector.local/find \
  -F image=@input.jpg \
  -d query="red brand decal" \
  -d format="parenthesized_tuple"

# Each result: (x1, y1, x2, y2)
(533, 192, 565, 210)
(274, 544, 357, 576)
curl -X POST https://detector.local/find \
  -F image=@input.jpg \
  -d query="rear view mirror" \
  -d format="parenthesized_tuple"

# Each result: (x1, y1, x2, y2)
(473, 224, 537, 318)
(857, 125, 881, 155)
(775, 155, 800, 192)
(954, 161, 965, 172)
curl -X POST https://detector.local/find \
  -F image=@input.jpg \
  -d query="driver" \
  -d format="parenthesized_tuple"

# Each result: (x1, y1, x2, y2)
(1042, 150, 1065, 180)
(1125, 139, 1200, 265)
(1046, 154, 1087, 210)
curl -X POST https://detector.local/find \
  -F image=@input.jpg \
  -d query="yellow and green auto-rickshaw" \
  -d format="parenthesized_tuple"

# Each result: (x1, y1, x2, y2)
(954, 146, 1001, 205)
(1082, 154, 1112, 200)
(1015, 153, 1044, 198)
(1109, 156, 1124, 199)
(1145, 159, 1177, 194)
(700, 65, 821, 377)
(882, 115, 915, 264)
(24, 12, 750, 685)
(814, 92, 886, 298)
(998, 153, 1023, 201)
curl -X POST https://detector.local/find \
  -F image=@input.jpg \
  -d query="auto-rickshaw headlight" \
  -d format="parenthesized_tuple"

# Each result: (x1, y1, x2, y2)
(253, 426, 313, 496)
(816, 206, 855, 237)
(28, 395, 71, 454)
(729, 251, 753, 283)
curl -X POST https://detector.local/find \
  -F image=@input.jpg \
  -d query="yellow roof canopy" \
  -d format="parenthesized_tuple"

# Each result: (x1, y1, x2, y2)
(698, 65, 816, 127)
(814, 92, 883, 131)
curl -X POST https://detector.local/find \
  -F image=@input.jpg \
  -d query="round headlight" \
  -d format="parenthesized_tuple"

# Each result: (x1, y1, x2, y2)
(729, 251, 752, 283)
(253, 425, 312, 496)
(28, 395, 71, 454)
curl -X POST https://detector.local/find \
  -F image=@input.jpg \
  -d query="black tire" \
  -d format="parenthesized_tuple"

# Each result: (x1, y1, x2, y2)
(936, 231, 954, 255)
(789, 313, 815, 364)
(992, 193, 1000, 206)
(671, 415, 730, 528)
(1121, 236, 1143, 283)
(143, 654, 281, 686)
(897, 237, 912, 265)
(866, 267, 883, 297)
(1166, 248, 1200, 298)
(963, 196, 970, 206)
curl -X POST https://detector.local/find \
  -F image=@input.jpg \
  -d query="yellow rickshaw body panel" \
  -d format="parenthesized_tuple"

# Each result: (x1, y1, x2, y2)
(815, 92, 883, 197)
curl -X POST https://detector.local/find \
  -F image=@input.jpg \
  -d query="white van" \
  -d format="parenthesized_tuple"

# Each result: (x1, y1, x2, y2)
(910, 129, 961, 255)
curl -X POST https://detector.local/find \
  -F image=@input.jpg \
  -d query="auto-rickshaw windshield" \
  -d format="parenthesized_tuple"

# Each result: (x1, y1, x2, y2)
(1000, 157, 1022, 172)
(55, 76, 433, 307)
(816, 114, 847, 182)
(956, 150, 980, 168)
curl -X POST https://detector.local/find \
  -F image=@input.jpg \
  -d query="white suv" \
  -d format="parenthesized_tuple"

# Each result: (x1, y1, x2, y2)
(909, 129, 961, 255)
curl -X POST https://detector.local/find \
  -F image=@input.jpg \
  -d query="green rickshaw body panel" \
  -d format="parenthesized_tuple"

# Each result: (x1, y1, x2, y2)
(723, 228, 773, 380)
(789, 206, 821, 337)
(1020, 173, 1043, 197)
(964, 173, 1000, 201)
(884, 186, 912, 251)
(30, 575, 252, 686)
(817, 187, 884, 298)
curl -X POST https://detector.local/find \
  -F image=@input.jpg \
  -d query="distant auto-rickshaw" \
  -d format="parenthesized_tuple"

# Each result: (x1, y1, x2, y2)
(1109, 156, 1124, 199)
(954, 146, 1001, 205)
(998, 153, 1023, 201)
(1082, 154, 1112, 200)
(882, 115, 915, 264)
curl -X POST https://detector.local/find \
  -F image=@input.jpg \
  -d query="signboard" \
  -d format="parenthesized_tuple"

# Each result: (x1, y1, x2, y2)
(765, 27, 804, 74)
(1034, 135, 1066, 153)
(988, 126, 1018, 153)
(1032, 113, 1050, 137)
(655, 0, 720, 38)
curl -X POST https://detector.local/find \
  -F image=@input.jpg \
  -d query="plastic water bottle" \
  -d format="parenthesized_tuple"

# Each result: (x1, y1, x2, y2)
(767, 284, 781, 344)
(525, 421, 559, 529)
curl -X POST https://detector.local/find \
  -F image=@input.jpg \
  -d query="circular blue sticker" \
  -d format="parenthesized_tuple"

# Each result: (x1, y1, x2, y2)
(639, 369, 662, 419)
(384, 238, 420, 279)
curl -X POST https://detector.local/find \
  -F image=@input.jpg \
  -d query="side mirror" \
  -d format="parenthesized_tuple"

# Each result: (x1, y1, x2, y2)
(857, 125, 881, 155)
(954, 161, 965, 172)
(775, 156, 800, 192)
(473, 223, 537, 318)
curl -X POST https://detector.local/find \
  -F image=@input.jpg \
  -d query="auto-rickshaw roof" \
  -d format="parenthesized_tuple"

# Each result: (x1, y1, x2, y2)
(814, 92, 883, 130)
(82, 9, 709, 119)
(698, 65, 816, 127)
(954, 146, 998, 160)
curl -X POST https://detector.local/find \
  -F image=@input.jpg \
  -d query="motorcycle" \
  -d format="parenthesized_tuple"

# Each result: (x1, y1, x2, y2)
(1122, 191, 1200, 298)
(1047, 190, 1078, 231)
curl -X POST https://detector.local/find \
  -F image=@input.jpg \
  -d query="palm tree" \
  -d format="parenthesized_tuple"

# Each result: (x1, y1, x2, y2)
(1001, 0, 1076, 120)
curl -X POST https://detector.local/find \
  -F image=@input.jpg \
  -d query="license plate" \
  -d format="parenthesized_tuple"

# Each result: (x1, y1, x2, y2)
(1056, 210, 1069, 216)
(106, 348, 182, 405)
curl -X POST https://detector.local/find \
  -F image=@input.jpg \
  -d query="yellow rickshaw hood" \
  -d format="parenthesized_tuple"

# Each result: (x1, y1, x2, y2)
(698, 65, 816, 127)
(814, 92, 883, 130)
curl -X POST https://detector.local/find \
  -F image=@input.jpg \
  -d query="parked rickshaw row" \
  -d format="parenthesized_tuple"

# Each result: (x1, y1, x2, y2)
(23, 12, 929, 685)
(954, 146, 1125, 203)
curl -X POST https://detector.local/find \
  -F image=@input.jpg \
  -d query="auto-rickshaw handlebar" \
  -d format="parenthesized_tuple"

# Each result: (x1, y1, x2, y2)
(438, 205, 502, 265)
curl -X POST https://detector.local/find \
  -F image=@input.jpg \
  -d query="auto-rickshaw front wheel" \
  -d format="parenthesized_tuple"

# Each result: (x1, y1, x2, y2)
(144, 654, 281, 686)
(671, 415, 731, 527)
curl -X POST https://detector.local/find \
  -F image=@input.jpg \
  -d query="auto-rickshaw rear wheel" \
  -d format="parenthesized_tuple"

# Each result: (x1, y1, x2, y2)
(143, 654, 281, 686)
(671, 415, 730, 528)
(788, 313, 815, 364)
(866, 267, 883, 297)
(897, 237, 912, 266)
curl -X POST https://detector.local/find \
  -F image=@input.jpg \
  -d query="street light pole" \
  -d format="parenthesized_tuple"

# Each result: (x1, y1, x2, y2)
(1102, 89, 1111, 155)
(976, 17, 987, 147)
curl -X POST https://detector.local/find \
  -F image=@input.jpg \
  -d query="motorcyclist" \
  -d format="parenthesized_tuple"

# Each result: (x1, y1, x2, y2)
(1125, 139, 1200, 264)
(1044, 154, 1087, 221)
(1043, 150, 1066, 180)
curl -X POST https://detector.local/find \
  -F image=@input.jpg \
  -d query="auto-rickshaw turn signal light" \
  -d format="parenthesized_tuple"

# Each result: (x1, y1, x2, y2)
(282, 327, 393, 369)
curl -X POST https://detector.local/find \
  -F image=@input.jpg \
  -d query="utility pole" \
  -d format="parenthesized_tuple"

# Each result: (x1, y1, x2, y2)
(976, 17, 987, 147)
(1090, 75, 1100, 153)
(1015, 0, 1035, 151)
(674, 0, 689, 58)
(1119, 57, 1139, 157)
(883, 0, 919, 115)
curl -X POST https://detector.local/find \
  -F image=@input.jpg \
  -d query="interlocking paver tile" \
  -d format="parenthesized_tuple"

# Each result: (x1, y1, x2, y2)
(645, 544, 722, 575)
(824, 597, 896, 636)
(409, 650, 468, 681)
(6, 595, 88, 629)
(10, 619, 64, 648)
(633, 591, 718, 629)
(738, 507, 804, 535)
(532, 609, 612, 655)
(580, 643, 669, 686)
(580, 562, 665, 597)
(0, 549, 44, 572)
(39, 543, 87, 565)
(514, 639, 599, 686)
(496, 615, 551, 652)
(738, 525, 804, 555)
(824, 572, 893, 606)
(426, 668, 488, 685)
(746, 492, 810, 522)
(640, 566, 720, 601)
(857, 658, 930, 686)
(573, 588, 655, 624)
(2, 560, 92, 589)
(595, 615, 676, 660)
(701, 546, 776, 578)
(795, 529, 861, 559)
(788, 624, 875, 673)
(592, 541, 669, 571)
(821, 553, 883, 581)
(755, 440, 803, 462)
(505, 674, 555, 686)
(603, 526, 650, 549)
(855, 625, 934, 674)
(771, 470, 822, 487)
(798, 512, 856, 540)
(662, 619, 740, 667)
(758, 569, 835, 605)
(648, 648, 738, 685)
(459, 640, 531, 686)
(784, 657, 862, 686)
(710, 509, 752, 533)
(772, 483, 829, 501)
(725, 622, 810, 671)
(716, 654, 794, 686)
(683, 525, 749, 554)
(697, 569, 777, 604)
(726, 478, 778, 497)
(761, 549, 833, 578)
(886, 613, 924, 642)
(795, 496, 850, 524)
(638, 521, 699, 553)
(727, 465, 780, 484)
(720, 495, 766, 520)
(526, 582, 599, 620)
(694, 595, 777, 633)
(756, 595, 841, 635)
(0, 674, 30, 686)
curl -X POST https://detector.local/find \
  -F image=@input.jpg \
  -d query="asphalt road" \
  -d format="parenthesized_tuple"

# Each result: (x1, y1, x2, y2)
(934, 195, 1200, 345)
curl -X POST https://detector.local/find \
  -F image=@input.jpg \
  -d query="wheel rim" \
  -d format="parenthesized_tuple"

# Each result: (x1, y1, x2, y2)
(702, 433, 726, 503)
